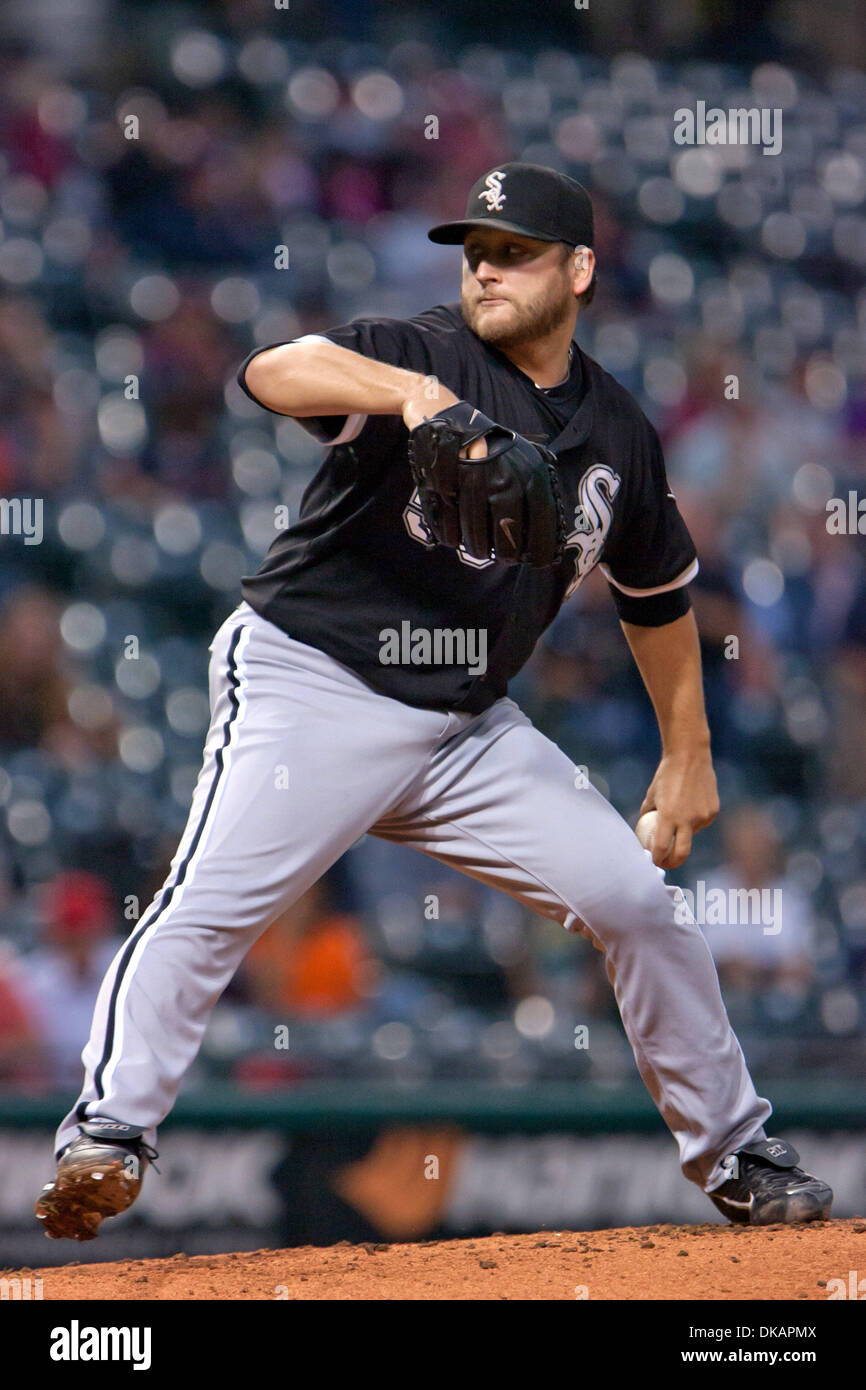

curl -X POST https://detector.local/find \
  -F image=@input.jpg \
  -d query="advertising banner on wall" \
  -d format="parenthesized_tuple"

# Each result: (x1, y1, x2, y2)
(3, 1125, 864, 1268)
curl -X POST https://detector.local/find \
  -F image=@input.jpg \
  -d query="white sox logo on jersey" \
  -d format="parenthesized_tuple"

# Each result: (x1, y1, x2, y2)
(403, 462, 621, 582)
(403, 486, 494, 568)
(478, 170, 507, 213)
(563, 463, 622, 598)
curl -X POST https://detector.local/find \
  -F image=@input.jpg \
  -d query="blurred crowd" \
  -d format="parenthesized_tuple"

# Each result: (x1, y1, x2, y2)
(0, 5, 865, 1094)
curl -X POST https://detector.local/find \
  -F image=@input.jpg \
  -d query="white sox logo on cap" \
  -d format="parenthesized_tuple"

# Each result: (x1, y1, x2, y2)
(478, 170, 507, 212)
(427, 162, 594, 248)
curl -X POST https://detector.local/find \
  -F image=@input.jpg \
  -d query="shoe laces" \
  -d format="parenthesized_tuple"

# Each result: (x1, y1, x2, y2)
(136, 1139, 160, 1174)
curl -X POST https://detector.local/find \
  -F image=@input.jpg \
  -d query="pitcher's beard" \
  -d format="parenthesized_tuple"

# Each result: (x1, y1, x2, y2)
(462, 283, 573, 350)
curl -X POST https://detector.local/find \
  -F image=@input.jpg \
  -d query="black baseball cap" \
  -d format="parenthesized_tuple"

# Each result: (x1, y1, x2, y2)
(427, 162, 594, 248)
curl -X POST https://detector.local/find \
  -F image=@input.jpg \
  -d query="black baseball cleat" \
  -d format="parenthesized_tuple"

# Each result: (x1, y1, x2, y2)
(708, 1137, 833, 1226)
(34, 1118, 159, 1242)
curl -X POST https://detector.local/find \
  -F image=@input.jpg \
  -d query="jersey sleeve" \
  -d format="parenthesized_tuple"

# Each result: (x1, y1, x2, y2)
(599, 417, 698, 626)
(236, 315, 443, 446)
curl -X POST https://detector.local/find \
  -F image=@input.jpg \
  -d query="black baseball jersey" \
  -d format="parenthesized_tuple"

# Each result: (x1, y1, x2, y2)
(236, 302, 698, 715)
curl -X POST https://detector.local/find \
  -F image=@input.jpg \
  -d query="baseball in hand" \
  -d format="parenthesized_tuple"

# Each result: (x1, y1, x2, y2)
(635, 810, 658, 851)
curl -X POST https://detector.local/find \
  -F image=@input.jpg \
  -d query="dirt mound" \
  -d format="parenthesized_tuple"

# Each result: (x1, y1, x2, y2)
(11, 1218, 864, 1300)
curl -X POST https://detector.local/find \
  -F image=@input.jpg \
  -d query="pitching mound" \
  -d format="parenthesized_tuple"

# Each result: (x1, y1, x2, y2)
(12, 1217, 865, 1300)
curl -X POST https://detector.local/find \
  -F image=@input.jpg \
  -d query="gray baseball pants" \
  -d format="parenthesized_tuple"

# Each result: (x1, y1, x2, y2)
(57, 600, 770, 1191)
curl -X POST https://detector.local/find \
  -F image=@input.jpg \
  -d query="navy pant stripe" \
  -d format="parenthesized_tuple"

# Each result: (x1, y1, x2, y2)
(78, 623, 246, 1120)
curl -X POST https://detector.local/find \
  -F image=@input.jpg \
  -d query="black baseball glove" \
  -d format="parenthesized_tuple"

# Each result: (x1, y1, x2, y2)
(406, 401, 567, 567)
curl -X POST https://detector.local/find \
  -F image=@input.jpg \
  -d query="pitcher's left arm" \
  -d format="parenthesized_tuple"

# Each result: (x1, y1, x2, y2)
(620, 609, 719, 871)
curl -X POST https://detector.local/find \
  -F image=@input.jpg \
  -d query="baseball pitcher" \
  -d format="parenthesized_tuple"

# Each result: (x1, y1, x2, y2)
(36, 163, 832, 1240)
